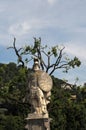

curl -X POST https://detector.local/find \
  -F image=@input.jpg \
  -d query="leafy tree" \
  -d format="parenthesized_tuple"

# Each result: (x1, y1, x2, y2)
(0, 115, 25, 130)
(8, 38, 81, 75)
(0, 37, 85, 130)
(65, 103, 86, 130)
(0, 63, 86, 130)
(49, 78, 86, 130)
(0, 63, 30, 130)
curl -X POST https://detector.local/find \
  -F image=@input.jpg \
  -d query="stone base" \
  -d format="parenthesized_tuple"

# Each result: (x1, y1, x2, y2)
(25, 113, 51, 130)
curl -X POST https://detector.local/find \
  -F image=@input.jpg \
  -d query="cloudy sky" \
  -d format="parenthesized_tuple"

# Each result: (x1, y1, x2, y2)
(0, 0, 86, 85)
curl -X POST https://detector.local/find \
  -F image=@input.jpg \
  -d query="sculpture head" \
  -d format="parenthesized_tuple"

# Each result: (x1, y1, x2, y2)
(32, 58, 40, 70)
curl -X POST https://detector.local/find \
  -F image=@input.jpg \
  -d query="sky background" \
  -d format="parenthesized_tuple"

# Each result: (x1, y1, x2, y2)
(0, 0, 86, 85)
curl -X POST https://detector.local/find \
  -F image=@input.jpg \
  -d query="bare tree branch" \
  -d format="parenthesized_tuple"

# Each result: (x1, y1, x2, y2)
(7, 38, 25, 67)
(8, 37, 81, 75)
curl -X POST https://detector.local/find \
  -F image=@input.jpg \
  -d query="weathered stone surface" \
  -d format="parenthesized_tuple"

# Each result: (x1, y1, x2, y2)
(25, 117, 51, 130)
(36, 70, 52, 92)
(26, 113, 49, 119)
(25, 58, 52, 130)
(28, 70, 52, 92)
(27, 69, 53, 115)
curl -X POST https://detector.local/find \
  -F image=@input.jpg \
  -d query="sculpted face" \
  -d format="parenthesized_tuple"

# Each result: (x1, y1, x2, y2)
(33, 58, 40, 71)
(33, 64, 40, 71)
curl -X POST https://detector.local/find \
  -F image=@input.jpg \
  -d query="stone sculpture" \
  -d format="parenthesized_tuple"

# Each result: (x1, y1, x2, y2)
(27, 58, 53, 115)
(25, 58, 53, 130)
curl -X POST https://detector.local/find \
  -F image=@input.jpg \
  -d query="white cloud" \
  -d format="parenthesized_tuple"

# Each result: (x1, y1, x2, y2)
(0, 1, 86, 60)
(65, 41, 86, 65)
(47, 0, 56, 5)
(9, 22, 31, 37)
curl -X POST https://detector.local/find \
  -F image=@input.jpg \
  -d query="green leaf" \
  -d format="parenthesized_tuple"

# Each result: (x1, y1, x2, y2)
(52, 47, 57, 57)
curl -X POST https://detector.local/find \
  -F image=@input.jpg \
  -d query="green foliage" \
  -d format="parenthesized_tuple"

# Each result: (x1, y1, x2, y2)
(68, 57, 81, 68)
(65, 103, 86, 130)
(0, 62, 86, 130)
(49, 76, 86, 130)
(11, 38, 81, 75)
(0, 115, 25, 130)
(51, 46, 58, 57)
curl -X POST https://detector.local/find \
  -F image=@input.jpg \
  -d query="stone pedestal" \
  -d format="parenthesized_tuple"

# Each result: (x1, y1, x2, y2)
(25, 113, 51, 130)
